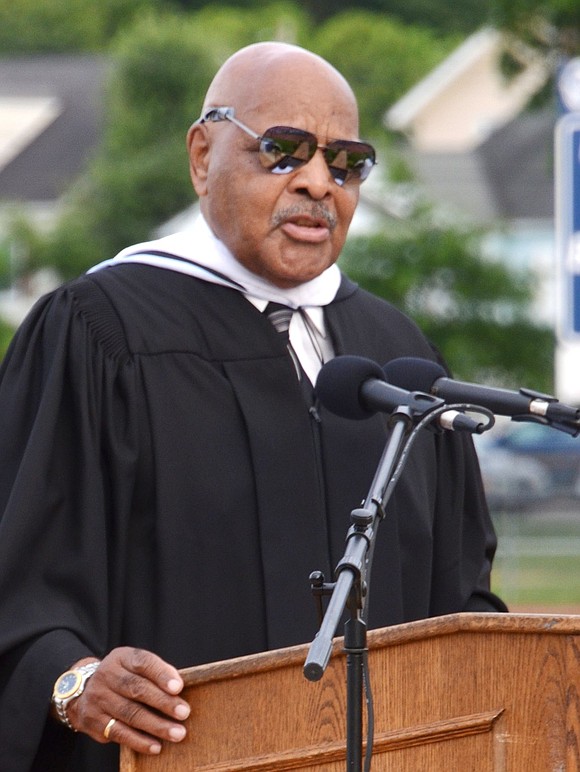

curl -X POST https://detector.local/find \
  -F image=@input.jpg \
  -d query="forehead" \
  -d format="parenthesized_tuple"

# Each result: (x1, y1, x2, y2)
(211, 51, 360, 139)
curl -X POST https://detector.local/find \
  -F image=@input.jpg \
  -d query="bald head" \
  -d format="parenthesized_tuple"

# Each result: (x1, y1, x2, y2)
(202, 42, 360, 135)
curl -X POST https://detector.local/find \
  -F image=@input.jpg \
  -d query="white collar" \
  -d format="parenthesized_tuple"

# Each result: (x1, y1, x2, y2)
(89, 213, 341, 311)
(246, 296, 327, 339)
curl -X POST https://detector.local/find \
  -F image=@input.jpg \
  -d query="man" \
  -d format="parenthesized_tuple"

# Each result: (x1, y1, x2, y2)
(0, 42, 505, 771)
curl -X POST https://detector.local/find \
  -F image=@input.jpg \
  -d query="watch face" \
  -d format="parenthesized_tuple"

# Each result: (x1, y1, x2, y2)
(55, 671, 82, 700)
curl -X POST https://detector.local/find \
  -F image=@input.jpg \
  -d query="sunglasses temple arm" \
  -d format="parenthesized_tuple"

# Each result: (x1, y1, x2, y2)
(223, 113, 262, 141)
(197, 106, 262, 142)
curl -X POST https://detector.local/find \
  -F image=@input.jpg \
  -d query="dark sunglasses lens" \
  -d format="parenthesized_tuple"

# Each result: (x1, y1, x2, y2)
(325, 141, 376, 185)
(259, 127, 317, 174)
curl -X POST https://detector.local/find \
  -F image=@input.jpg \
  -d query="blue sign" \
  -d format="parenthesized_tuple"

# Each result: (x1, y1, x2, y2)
(556, 113, 580, 339)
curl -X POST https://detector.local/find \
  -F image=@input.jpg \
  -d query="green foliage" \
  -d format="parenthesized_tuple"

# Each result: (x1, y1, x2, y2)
(490, 0, 580, 56)
(311, 11, 457, 138)
(355, 0, 491, 33)
(0, 212, 48, 284)
(0, 241, 10, 289)
(24, 198, 108, 279)
(24, 11, 216, 275)
(176, 2, 311, 55)
(173, 0, 491, 32)
(0, 317, 15, 362)
(339, 226, 554, 390)
(0, 0, 161, 53)
(491, 0, 580, 31)
(19, 4, 313, 277)
(489, 0, 580, 110)
(86, 11, 217, 257)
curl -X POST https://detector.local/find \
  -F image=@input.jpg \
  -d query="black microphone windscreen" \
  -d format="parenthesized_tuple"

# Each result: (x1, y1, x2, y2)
(383, 357, 446, 393)
(315, 355, 385, 420)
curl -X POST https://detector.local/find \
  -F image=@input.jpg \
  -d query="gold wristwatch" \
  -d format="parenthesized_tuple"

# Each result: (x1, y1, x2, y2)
(52, 661, 101, 730)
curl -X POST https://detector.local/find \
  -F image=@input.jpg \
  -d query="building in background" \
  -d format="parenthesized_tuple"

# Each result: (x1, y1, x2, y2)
(384, 28, 566, 396)
(0, 54, 109, 324)
(0, 54, 108, 228)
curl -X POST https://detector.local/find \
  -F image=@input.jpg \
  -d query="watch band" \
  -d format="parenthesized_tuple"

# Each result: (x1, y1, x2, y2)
(52, 661, 101, 730)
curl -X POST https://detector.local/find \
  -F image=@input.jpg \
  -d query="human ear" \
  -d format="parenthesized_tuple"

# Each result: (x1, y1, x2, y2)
(186, 123, 210, 197)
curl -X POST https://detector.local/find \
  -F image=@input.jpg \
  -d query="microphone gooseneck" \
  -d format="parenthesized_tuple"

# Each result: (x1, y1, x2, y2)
(383, 356, 580, 435)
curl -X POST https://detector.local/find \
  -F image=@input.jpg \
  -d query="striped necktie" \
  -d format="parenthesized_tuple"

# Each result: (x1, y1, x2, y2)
(264, 302, 294, 341)
(264, 302, 314, 403)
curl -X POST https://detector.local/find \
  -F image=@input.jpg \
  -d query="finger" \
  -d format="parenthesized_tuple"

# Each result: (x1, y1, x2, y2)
(72, 691, 188, 752)
(117, 647, 184, 696)
(103, 691, 189, 742)
(100, 717, 164, 756)
(102, 650, 190, 720)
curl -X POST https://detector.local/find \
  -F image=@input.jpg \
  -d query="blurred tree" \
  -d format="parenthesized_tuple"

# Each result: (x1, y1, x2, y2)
(0, 243, 9, 291)
(339, 225, 555, 390)
(23, 10, 214, 274)
(170, 0, 491, 32)
(362, 0, 490, 33)
(23, 3, 311, 277)
(491, 0, 580, 58)
(0, 318, 13, 359)
(311, 11, 456, 138)
(490, 0, 580, 111)
(0, 0, 161, 52)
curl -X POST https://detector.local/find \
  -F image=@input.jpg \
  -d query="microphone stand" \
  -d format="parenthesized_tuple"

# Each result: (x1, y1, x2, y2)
(304, 396, 494, 769)
(303, 401, 427, 771)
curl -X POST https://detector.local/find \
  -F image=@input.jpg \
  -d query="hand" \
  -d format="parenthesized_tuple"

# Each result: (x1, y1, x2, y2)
(66, 648, 191, 756)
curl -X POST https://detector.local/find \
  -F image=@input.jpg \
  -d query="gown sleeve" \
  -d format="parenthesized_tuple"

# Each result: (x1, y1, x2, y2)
(427, 340, 507, 614)
(431, 429, 509, 615)
(0, 280, 139, 771)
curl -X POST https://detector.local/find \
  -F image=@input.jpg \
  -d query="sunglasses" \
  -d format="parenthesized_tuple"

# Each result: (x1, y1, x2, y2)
(195, 106, 376, 187)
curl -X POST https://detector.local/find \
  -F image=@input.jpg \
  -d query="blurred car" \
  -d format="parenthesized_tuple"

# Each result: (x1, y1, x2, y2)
(474, 419, 580, 512)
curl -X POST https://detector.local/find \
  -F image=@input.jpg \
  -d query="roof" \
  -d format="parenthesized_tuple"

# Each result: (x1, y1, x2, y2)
(479, 107, 555, 220)
(404, 107, 555, 222)
(386, 28, 501, 131)
(382, 25, 555, 223)
(0, 54, 109, 203)
(385, 27, 548, 154)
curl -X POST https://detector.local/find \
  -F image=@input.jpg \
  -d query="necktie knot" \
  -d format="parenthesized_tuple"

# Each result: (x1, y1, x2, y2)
(264, 302, 294, 340)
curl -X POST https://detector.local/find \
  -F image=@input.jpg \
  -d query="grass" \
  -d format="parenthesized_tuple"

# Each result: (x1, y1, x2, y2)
(490, 504, 580, 611)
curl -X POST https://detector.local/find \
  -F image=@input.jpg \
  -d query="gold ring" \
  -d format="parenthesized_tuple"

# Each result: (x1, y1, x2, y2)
(103, 717, 117, 740)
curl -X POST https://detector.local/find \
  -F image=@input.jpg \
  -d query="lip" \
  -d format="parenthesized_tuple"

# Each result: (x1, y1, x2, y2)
(280, 216, 331, 243)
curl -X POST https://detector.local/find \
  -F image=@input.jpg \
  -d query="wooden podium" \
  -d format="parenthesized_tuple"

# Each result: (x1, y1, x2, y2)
(120, 613, 580, 771)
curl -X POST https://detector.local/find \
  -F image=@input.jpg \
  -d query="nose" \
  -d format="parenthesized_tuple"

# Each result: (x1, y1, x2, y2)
(288, 147, 334, 199)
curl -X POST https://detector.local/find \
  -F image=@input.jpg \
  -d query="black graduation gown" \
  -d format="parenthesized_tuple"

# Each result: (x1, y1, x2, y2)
(0, 265, 505, 771)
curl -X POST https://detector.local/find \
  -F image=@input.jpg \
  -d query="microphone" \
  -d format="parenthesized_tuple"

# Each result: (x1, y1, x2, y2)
(315, 356, 487, 432)
(383, 357, 580, 433)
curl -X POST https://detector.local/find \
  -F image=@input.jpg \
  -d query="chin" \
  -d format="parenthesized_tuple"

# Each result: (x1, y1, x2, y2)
(271, 254, 335, 287)
(269, 269, 325, 289)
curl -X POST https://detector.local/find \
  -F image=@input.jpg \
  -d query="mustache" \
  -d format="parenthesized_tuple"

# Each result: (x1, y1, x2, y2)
(272, 204, 337, 231)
